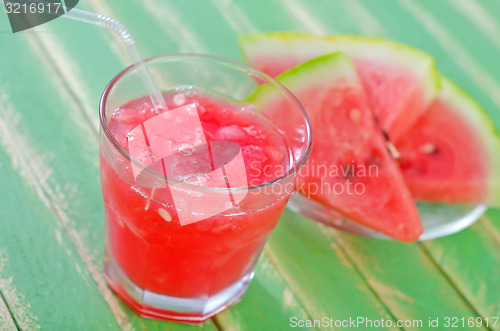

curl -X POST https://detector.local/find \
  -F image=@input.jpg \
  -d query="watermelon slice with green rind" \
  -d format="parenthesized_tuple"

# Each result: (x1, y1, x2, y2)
(397, 77, 500, 206)
(257, 52, 423, 242)
(239, 32, 441, 141)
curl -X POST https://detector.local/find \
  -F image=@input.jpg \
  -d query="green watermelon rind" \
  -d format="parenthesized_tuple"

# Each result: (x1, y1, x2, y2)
(239, 32, 441, 106)
(438, 76, 500, 205)
(276, 52, 360, 90)
(247, 51, 358, 107)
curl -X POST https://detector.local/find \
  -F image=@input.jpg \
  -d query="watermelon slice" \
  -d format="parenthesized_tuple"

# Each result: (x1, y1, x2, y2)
(397, 77, 500, 206)
(239, 32, 440, 141)
(263, 52, 423, 241)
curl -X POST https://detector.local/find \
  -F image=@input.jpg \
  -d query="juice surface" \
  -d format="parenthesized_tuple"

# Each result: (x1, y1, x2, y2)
(101, 91, 291, 298)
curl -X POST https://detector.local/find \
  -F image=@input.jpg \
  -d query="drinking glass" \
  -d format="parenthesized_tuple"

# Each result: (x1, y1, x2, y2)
(99, 54, 312, 322)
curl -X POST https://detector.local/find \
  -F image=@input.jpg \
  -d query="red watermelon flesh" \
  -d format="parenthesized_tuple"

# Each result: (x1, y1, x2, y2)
(269, 52, 423, 241)
(239, 32, 440, 141)
(397, 78, 500, 205)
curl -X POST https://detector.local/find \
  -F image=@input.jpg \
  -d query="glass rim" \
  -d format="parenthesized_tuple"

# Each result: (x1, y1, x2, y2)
(99, 53, 313, 193)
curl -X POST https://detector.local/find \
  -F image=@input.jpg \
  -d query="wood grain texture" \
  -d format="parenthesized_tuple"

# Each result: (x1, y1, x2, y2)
(485, 209, 500, 237)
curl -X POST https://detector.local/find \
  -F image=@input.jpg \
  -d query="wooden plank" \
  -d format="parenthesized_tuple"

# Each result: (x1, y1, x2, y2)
(0, 292, 17, 331)
(355, 0, 500, 129)
(209, 0, 259, 35)
(442, 0, 500, 66)
(216, 0, 305, 34)
(85, 0, 210, 55)
(264, 210, 399, 330)
(485, 209, 500, 236)
(0, 120, 120, 329)
(215, 254, 314, 331)
(270, 0, 330, 35)
(264, 209, 490, 330)
(422, 219, 500, 331)
(0, 34, 127, 329)
(84, 0, 232, 57)
(330, 230, 487, 330)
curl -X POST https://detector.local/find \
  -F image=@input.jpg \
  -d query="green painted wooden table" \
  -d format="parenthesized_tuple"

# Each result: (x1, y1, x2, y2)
(0, 0, 499, 330)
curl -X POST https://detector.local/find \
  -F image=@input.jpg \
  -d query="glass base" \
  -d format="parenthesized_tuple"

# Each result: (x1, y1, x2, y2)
(104, 257, 254, 323)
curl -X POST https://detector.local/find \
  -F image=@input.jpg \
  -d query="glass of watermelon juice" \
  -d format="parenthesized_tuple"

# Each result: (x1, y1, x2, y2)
(99, 54, 312, 322)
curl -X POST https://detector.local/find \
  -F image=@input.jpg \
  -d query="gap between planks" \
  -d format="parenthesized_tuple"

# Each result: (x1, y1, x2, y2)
(0, 291, 18, 331)
(0, 247, 39, 330)
(260, 246, 332, 331)
(418, 241, 491, 331)
(318, 228, 403, 329)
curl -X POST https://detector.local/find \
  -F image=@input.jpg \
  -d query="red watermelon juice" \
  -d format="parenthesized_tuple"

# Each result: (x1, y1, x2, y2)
(100, 91, 297, 322)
